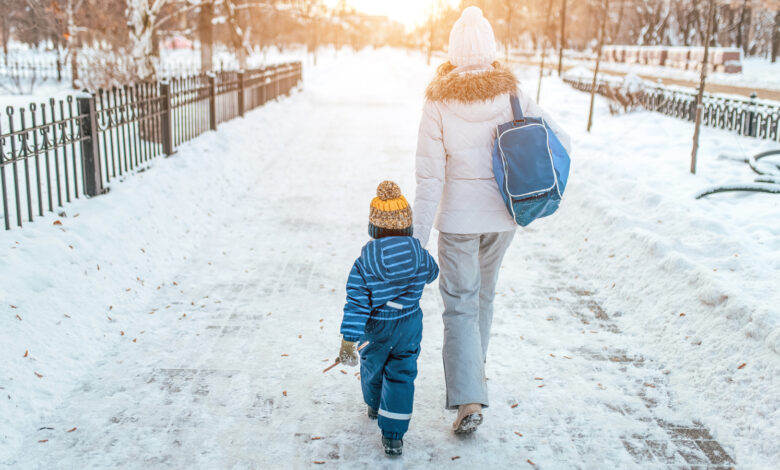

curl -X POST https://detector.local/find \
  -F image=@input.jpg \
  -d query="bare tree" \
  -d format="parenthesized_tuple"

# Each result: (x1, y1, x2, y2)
(536, 0, 555, 102)
(587, 0, 610, 133)
(558, 0, 567, 75)
(690, 0, 716, 174)
(198, 1, 214, 72)
(771, 1, 780, 61)
(127, 0, 171, 80)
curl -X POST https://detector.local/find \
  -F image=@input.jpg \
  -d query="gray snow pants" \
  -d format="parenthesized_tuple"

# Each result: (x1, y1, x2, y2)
(438, 230, 515, 410)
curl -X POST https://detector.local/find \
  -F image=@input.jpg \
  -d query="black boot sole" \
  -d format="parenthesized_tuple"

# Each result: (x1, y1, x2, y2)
(382, 438, 403, 456)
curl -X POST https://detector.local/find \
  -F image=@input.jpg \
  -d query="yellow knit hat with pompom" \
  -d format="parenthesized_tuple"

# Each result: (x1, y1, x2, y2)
(368, 181, 413, 238)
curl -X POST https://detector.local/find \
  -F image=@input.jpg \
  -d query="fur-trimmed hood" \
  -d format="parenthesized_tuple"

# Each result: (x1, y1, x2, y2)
(425, 61, 519, 103)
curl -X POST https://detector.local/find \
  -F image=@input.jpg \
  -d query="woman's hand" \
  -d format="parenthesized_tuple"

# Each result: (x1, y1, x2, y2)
(338, 339, 359, 367)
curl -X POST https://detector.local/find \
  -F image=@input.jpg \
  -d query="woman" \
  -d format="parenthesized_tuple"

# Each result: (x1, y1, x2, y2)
(413, 6, 572, 434)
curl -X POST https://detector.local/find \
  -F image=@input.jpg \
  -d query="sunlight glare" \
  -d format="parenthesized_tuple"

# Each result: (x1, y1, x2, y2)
(326, 0, 461, 29)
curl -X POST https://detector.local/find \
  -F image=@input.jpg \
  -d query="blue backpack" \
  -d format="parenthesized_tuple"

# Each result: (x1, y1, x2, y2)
(492, 95, 570, 227)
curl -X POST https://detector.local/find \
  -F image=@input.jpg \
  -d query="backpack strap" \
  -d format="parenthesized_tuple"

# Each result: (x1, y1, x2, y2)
(510, 95, 524, 121)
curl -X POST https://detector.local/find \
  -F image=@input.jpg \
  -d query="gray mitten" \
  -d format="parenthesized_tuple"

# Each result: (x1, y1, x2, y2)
(338, 339, 359, 367)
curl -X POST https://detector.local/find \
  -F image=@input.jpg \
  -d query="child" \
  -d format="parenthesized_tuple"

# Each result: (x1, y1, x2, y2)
(337, 181, 439, 456)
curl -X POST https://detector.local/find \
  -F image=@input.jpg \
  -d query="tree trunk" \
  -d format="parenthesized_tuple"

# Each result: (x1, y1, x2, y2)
(690, 0, 716, 175)
(611, 0, 625, 42)
(199, 1, 214, 73)
(427, 17, 434, 65)
(1, 14, 8, 64)
(587, 0, 610, 133)
(505, 4, 512, 63)
(558, 0, 566, 76)
(772, 11, 780, 63)
(70, 45, 78, 89)
(536, 0, 555, 103)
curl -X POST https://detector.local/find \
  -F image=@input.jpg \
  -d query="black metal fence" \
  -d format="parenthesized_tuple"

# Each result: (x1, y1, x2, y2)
(562, 75, 780, 142)
(0, 61, 303, 230)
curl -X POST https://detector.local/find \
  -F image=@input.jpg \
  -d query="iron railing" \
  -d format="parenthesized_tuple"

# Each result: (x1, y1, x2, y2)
(0, 61, 303, 230)
(562, 75, 780, 142)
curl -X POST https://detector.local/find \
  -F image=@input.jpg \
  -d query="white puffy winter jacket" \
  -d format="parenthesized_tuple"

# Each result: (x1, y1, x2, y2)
(413, 62, 572, 248)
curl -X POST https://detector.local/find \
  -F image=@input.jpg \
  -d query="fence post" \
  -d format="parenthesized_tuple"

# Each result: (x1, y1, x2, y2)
(208, 74, 217, 131)
(159, 81, 175, 156)
(56, 59, 62, 82)
(77, 94, 105, 197)
(747, 92, 757, 137)
(238, 71, 245, 117)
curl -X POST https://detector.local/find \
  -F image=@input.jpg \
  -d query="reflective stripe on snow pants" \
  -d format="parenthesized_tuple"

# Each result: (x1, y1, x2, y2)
(360, 309, 422, 440)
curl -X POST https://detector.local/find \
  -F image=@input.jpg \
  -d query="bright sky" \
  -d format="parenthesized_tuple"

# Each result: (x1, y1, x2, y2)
(325, 0, 461, 29)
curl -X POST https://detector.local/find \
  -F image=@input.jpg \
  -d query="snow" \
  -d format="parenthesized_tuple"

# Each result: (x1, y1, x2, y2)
(582, 56, 780, 92)
(1, 48, 778, 468)
(521, 49, 780, 93)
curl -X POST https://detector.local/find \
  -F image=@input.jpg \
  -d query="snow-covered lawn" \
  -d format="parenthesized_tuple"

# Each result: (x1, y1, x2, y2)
(1, 48, 777, 469)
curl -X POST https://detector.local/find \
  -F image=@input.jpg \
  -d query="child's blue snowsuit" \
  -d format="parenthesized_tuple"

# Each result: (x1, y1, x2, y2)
(340, 236, 439, 440)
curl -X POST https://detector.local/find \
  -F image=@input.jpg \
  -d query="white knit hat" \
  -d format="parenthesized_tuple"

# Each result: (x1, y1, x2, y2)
(447, 6, 497, 67)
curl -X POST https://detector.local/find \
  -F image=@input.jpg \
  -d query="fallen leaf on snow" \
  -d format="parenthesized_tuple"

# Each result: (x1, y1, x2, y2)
(23, 350, 28, 358)
(527, 459, 535, 466)
(511, 403, 518, 409)
(537, 384, 545, 388)
(15, 314, 22, 321)
(534, 377, 543, 380)
(340, 370, 347, 374)
(67, 427, 77, 433)
(120, 331, 125, 336)
(313, 462, 325, 465)
(281, 354, 289, 357)
(132, 339, 137, 343)
(679, 313, 686, 317)
(311, 437, 322, 441)
(644, 383, 656, 388)
(53, 220, 62, 226)
(10, 305, 17, 309)
(34, 372, 43, 378)
(563, 356, 573, 360)
(282, 391, 287, 397)
(738, 363, 747, 370)
(514, 432, 523, 437)
(38, 440, 48, 443)
(451, 456, 461, 461)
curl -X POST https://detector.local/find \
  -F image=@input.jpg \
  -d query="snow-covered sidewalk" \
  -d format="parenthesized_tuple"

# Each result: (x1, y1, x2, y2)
(1, 49, 777, 469)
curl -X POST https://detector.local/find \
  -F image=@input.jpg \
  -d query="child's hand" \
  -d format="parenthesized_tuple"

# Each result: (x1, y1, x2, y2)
(339, 340, 359, 367)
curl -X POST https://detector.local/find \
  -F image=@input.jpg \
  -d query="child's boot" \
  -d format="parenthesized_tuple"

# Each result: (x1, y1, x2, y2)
(381, 435, 403, 456)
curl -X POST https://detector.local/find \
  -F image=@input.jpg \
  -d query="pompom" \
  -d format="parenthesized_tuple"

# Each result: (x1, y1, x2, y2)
(376, 181, 402, 201)
(461, 6, 484, 22)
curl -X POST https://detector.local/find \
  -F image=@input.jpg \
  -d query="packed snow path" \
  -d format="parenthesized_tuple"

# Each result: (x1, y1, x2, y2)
(3, 50, 777, 469)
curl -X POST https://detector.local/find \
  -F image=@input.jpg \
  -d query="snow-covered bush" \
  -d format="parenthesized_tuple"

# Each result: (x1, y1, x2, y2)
(605, 73, 647, 115)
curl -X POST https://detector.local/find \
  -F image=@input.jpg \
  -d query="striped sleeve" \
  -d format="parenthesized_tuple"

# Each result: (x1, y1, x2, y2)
(340, 260, 372, 342)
